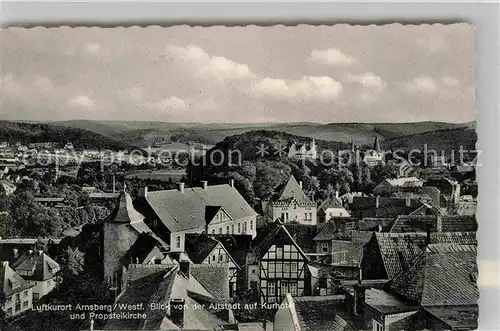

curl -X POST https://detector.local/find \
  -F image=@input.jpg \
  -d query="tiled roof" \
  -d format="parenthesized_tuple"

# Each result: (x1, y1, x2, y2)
(373, 232, 476, 279)
(1, 261, 35, 297)
(121, 233, 167, 266)
(351, 197, 423, 218)
(424, 305, 478, 330)
(313, 222, 338, 241)
(105, 191, 147, 226)
(292, 295, 348, 331)
(364, 288, 419, 314)
(213, 234, 253, 267)
(274, 176, 312, 204)
(190, 263, 230, 301)
(106, 265, 230, 330)
(385, 177, 422, 187)
(11, 250, 60, 281)
(251, 221, 309, 260)
(391, 215, 477, 233)
(356, 218, 395, 232)
(283, 224, 317, 253)
(318, 195, 344, 211)
(184, 234, 219, 264)
(388, 244, 478, 307)
(146, 184, 257, 233)
(441, 216, 478, 232)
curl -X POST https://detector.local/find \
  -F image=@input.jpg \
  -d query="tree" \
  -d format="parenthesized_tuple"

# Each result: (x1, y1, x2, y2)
(58, 247, 85, 279)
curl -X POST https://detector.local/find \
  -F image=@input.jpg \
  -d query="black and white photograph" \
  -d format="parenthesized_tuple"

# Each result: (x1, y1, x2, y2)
(0, 23, 480, 331)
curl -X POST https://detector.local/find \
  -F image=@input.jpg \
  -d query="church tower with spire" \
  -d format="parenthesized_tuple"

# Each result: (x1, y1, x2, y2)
(373, 136, 381, 152)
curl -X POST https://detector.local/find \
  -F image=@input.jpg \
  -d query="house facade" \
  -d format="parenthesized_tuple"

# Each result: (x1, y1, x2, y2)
(269, 176, 317, 225)
(1, 261, 35, 319)
(317, 193, 351, 223)
(12, 250, 61, 301)
(249, 221, 311, 304)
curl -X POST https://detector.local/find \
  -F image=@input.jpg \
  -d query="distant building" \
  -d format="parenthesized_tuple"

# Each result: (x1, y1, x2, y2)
(0, 261, 35, 319)
(373, 177, 423, 195)
(12, 250, 61, 301)
(64, 142, 74, 150)
(317, 192, 351, 222)
(363, 136, 385, 166)
(0, 179, 16, 196)
(267, 176, 317, 225)
(288, 139, 317, 159)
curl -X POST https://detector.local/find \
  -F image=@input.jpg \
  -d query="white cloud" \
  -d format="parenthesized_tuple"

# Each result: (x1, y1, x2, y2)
(405, 75, 438, 94)
(68, 95, 96, 108)
(309, 48, 357, 66)
(165, 44, 253, 80)
(252, 76, 343, 100)
(118, 87, 143, 102)
(145, 96, 188, 112)
(441, 75, 460, 88)
(346, 72, 385, 91)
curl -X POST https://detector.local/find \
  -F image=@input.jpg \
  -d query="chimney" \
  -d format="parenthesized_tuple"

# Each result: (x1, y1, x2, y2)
(378, 224, 383, 232)
(170, 298, 185, 328)
(201, 180, 208, 190)
(335, 191, 339, 199)
(38, 250, 43, 256)
(229, 179, 234, 188)
(143, 186, 148, 198)
(375, 196, 380, 208)
(13, 248, 19, 259)
(299, 181, 303, 189)
(178, 182, 185, 193)
(2, 261, 8, 268)
(179, 260, 190, 277)
(436, 214, 442, 232)
(405, 197, 411, 207)
(28, 250, 33, 255)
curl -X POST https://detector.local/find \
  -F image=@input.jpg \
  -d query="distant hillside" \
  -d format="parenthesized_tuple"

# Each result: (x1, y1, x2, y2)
(0, 121, 135, 150)
(53, 120, 474, 147)
(382, 127, 477, 152)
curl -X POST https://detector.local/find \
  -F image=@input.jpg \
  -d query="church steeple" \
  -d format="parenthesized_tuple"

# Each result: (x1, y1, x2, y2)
(373, 136, 381, 152)
(350, 140, 355, 152)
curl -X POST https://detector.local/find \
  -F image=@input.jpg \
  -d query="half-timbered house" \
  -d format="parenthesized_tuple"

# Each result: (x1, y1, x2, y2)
(248, 221, 311, 304)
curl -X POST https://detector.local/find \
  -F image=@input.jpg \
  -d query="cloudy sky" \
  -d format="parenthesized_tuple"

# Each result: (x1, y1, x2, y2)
(1, 24, 475, 123)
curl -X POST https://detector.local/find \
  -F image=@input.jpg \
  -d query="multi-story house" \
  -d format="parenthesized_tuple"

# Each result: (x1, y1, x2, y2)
(267, 176, 317, 225)
(317, 192, 351, 223)
(373, 177, 424, 196)
(248, 221, 311, 304)
(12, 250, 60, 301)
(1, 261, 34, 319)
(184, 234, 240, 297)
(141, 180, 258, 253)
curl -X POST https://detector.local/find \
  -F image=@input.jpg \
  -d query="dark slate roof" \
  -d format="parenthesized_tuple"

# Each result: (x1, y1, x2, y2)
(1, 261, 35, 297)
(441, 216, 478, 232)
(146, 184, 257, 232)
(213, 234, 253, 267)
(274, 175, 312, 204)
(373, 232, 477, 280)
(351, 197, 423, 218)
(105, 191, 147, 225)
(313, 222, 338, 241)
(364, 288, 419, 315)
(293, 295, 348, 331)
(283, 224, 317, 253)
(11, 250, 60, 281)
(184, 234, 219, 264)
(390, 215, 437, 233)
(190, 263, 230, 301)
(318, 195, 344, 211)
(388, 244, 478, 307)
(251, 221, 308, 260)
(356, 218, 395, 232)
(121, 233, 167, 266)
(424, 305, 478, 330)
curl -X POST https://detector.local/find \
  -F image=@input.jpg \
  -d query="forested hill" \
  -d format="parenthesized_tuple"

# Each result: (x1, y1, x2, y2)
(206, 130, 350, 162)
(0, 121, 135, 151)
